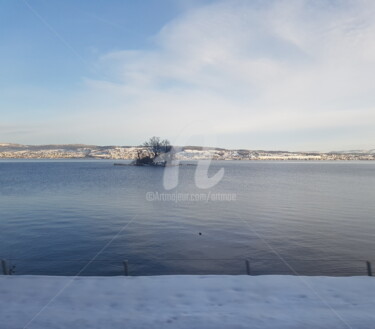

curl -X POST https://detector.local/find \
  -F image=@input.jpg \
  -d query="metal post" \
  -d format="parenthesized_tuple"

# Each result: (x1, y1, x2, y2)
(245, 259, 251, 275)
(1, 259, 8, 275)
(123, 260, 129, 276)
(366, 261, 372, 277)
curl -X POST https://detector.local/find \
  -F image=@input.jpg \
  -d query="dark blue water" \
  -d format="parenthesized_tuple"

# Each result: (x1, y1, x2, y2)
(0, 160, 374, 276)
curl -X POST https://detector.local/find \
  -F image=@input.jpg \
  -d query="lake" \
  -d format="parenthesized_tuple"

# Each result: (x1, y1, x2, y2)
(0, 160, 374, 276)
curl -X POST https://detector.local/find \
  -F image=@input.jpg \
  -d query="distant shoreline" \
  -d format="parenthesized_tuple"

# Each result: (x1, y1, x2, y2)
(1, 143, 374, 161)
(1, 158, 375, 162)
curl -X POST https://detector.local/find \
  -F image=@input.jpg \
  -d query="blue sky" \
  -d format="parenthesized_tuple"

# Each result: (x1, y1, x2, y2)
(1, 0, 375, 151)
(1, 1, 186, 85)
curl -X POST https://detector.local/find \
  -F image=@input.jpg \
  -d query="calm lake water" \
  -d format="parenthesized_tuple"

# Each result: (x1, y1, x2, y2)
(0, 160, 374, 276)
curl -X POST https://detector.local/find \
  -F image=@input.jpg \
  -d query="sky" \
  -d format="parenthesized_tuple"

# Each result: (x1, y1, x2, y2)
(1, 0, 375, 151)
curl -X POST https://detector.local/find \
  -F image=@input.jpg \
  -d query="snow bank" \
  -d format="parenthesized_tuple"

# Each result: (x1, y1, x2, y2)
(1, 275, 374, 329)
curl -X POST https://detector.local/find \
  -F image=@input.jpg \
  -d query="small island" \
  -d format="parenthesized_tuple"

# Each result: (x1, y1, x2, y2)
(133, 136, 173, 167)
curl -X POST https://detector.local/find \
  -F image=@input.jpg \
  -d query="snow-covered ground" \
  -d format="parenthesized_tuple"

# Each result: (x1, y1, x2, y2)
(1, 275, 374, 329)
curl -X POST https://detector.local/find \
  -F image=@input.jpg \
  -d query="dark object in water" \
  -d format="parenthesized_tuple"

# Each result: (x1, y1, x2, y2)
(114, 162, 196, 167)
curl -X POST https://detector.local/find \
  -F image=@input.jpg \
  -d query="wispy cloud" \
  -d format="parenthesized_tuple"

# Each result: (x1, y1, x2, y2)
(73, 0, 375, 150)
(5, 0, 375, 150)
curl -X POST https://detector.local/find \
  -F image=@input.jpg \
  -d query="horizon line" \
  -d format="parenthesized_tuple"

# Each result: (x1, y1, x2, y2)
(1, 142, 374, 154)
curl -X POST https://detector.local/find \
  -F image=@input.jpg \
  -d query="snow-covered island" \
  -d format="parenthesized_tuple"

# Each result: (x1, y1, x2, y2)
(1, 275, 374, 329)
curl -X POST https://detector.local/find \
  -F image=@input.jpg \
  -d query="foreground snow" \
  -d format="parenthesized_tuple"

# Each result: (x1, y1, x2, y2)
(1, 275, 374, 329)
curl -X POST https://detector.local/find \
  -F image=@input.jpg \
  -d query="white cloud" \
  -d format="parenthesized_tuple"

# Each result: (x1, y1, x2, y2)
(53, 0, 375, 150)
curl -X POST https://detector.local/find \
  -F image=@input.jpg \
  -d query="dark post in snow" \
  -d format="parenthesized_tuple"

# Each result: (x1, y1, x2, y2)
(1, 259, 8, 275)
(245, 259, 251, 275)
(123, 260, 129, 276)
(366, 261, 372, 277)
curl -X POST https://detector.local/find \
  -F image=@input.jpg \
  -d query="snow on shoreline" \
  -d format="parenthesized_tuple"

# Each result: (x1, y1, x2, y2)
(1, 275, 374, 329)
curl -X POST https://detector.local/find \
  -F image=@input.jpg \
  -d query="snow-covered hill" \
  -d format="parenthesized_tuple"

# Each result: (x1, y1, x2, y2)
(1, 143, 375, 160)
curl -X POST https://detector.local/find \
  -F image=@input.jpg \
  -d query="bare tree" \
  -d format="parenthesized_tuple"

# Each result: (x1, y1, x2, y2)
(143, 136, 172, 159)
(135, 137, 172, 166)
